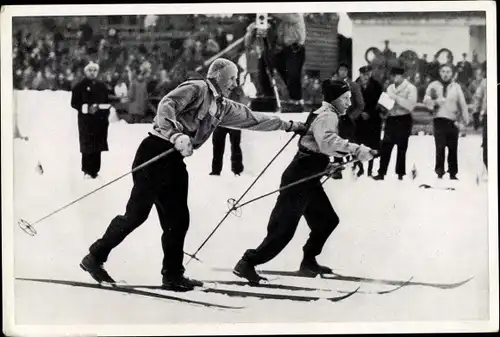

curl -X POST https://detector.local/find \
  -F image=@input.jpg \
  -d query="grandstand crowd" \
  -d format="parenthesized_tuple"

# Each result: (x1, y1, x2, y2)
(13, 15, 487, 122)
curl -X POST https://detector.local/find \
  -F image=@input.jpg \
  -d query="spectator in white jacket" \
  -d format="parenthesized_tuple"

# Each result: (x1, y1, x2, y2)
(373, 66, 417, 181)
(424, 64, 469, 180)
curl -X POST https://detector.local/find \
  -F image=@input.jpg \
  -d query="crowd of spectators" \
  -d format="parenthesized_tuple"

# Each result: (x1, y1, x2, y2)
(13, 14, 338, 118)
(13, 16, 487, 121)
(13, 15, 255, 121)
(365, 40, 487, 105)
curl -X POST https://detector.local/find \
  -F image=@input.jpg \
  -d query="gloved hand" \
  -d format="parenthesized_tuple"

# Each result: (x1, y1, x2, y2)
(172, 134, 193, 157)
(326, 161, 346, 176)
(89, 104, 99, 115)
(454, 121, 464, 131)
(286, 121, 307, 135)
(353, 144, 375, 162)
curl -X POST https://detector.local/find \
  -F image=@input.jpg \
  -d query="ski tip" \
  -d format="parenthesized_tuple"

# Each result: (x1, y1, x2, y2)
(375, 276, 414, 294)
(329, 286, 360, 302)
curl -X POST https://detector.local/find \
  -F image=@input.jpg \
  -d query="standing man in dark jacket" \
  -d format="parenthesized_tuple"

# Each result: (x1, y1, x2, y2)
(210, 84, 248, 176)
(80, 58, 306, 292)
(71, 61, 115, 179)
(355, 65, 384, 177)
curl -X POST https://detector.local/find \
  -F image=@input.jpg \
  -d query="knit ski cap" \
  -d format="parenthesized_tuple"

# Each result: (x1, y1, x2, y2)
(322, 79, 350, 102)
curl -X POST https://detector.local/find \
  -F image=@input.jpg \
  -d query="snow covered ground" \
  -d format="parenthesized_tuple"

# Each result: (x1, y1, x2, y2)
(4, 91, 498, 335)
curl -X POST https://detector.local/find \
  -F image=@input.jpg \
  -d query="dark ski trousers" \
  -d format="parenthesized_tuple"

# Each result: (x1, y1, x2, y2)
(211, 127, 243, 175)
(89, 134, 190, 278)
(259, 44, 306, 101)
(355, 118, 382, 175)
(242, 151, 339, 266)
(81, 152, 102, 177)
(433, 117, 459, 176)
(378, 114, 413, 176)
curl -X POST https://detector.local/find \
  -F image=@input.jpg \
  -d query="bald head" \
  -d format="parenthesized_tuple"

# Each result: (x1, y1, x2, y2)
(207, 58, 238, 96)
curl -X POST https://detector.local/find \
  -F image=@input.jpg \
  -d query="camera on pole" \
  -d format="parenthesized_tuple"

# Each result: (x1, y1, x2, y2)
(256, 13, 269, 36)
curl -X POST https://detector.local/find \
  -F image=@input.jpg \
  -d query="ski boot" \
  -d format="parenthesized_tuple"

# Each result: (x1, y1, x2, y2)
(299, 257, 333, 277)
(233, 259, 267, 284)
(162, 275, 203, 292)
(80, 254, 116, 284)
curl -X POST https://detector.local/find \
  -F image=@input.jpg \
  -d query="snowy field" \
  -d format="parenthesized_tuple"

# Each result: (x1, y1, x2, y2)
(4, 91, 498, 335)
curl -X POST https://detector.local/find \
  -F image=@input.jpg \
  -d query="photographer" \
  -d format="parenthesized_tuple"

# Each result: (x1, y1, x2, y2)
(248, 13, 306, 110)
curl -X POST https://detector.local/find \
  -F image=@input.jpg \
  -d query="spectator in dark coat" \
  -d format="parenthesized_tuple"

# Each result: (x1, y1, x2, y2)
(355, 65, 384, 177)
(427, 55, 440, 81)
(457, 53, 473, 85)
(210, 84, 248, 176)
(70, 61, 114, 179)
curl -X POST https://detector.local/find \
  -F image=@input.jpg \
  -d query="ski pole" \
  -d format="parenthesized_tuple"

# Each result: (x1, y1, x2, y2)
(229, 156, 360, 212)
(230, 152, 380, 213)
(185, 133, 299, 266)
(258, 35, 282, 113)
(18, 148, 177, 237)
(195, 36, 245, 72)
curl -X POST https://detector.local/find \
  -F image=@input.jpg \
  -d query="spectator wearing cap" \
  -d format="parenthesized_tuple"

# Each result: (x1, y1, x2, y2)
(457, 53, 473, 86)
(424, 64, 469, 180)
(373, 66, 417, 181)
(70, 61, 115, 179)
(355, 65, 384, 177)
(330, 63, 365, 179)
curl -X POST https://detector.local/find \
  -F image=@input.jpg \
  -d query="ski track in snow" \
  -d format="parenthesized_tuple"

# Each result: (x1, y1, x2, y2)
(11, 91, 490, 325)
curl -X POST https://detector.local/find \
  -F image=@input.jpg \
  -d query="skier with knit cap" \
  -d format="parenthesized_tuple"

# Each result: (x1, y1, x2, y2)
(80, 58, 307, 292)
(234, 79, 377, 284)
